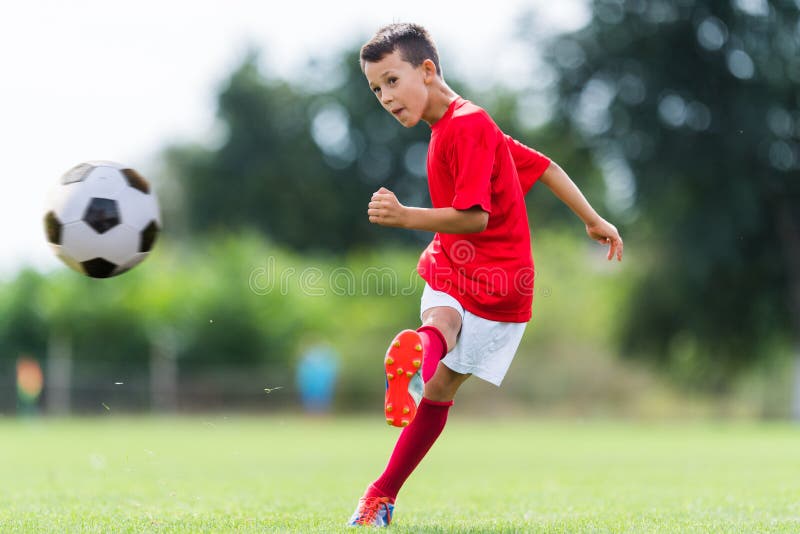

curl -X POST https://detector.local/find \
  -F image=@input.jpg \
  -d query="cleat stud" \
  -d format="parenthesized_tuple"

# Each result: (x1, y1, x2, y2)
(385, 357, 394, 365)
(414, 344, 422, 352)
(402, 407, 410, 414)
(406, 371, 413, 377)
(386, 404, 393, 412)
(396, 368, 403, 375)
(387, 418, 395, 425)
(387, 373, 395, 380)
(412, 360, 421, 368)
(401, 420, 410, 427)
(392, 341, 400, 348)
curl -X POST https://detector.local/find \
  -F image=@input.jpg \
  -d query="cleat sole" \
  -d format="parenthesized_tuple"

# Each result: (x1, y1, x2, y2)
(384, 330, 423, 428)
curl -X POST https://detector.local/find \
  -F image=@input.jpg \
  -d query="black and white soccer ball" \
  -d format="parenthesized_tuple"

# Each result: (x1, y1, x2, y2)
(44, 161, 161, 278)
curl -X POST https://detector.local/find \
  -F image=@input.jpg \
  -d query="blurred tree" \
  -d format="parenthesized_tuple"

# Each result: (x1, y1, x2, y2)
(162, 45, 587, 254)
(163, 48, 432, 253)
(0, 270, 48, 362)
(0, 237, 324, 411)
(37, 271, 92, 414)
(0, 270, 48, 408)
(534, 0, 800, 393)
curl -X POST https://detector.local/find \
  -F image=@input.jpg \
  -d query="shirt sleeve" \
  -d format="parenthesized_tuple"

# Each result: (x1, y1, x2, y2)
(449, 118, 495, 213)
(505, 135, 551, 195)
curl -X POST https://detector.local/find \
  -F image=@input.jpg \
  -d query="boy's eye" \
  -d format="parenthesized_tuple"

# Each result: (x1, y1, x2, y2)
(388, 77, 397, 85)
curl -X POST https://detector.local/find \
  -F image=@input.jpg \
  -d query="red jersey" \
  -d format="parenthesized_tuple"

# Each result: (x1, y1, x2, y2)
(417, 97, 551, 322)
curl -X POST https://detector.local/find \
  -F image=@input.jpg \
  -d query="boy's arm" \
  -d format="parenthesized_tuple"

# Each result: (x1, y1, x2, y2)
(539, 162, 624, 261)
(368, 187, 488, 234)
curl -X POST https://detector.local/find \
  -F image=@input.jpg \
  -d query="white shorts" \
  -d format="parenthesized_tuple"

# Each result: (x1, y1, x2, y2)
(419, 284, 527, 386)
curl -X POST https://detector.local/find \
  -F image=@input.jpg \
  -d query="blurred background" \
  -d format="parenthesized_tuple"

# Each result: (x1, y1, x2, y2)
(1, 0, 798, 420)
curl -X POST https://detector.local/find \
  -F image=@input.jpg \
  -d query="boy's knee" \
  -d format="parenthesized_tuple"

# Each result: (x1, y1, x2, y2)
(421, 308, 462, 351)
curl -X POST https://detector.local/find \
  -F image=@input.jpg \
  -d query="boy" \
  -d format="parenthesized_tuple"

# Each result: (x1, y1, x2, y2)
(349, 23, 623, 527)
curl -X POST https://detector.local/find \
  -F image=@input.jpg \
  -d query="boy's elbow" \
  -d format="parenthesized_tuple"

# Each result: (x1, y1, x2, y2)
(454, 207, 489, 233)
(478, 211, 489, 232)
(470, 211, 489, 233)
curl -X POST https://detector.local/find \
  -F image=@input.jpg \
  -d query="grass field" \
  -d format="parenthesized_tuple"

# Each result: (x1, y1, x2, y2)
(1, 414, 798, 533)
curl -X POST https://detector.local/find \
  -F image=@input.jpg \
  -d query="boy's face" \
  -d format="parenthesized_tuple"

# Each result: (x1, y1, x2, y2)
(364, 50, 431, 128)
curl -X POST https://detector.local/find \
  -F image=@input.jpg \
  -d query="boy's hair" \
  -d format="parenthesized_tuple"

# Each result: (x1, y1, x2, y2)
(360, 23, 442, 76)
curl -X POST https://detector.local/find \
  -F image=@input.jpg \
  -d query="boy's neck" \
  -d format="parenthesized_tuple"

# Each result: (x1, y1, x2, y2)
(422, 82, 459, 127)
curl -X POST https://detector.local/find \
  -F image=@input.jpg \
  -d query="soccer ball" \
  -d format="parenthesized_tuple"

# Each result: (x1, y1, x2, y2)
(44, 161, 161, 278)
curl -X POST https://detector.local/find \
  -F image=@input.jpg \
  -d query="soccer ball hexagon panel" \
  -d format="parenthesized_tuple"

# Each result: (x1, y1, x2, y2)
(44, 161, 161, 278)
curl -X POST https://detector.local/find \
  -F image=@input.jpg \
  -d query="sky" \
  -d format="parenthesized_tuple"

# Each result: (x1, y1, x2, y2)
(0, 0, 588, 278)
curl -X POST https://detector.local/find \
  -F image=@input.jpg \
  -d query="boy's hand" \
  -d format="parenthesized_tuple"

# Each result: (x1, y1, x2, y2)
(586, 218, 624, 261)
(368, 187, 408, 228)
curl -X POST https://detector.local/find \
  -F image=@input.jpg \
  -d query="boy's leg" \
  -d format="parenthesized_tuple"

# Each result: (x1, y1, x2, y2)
(367, 364, 470, 500)
(417, 306, 461, 382)
(421, 361, 471, 401)
(349, 310, 466, 525)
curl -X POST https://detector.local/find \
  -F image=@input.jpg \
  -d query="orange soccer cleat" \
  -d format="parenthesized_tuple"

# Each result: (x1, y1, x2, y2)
(383, 330, 424, 428)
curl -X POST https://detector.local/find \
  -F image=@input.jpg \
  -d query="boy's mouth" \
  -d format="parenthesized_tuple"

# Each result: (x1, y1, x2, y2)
(391, 107, 404, 116)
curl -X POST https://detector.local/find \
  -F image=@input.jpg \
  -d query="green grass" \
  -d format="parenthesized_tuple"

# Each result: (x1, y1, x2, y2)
(0, 415, 798, 533)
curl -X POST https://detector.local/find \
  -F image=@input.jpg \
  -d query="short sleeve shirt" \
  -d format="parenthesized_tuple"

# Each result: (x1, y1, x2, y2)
(417, 98, 551, 323)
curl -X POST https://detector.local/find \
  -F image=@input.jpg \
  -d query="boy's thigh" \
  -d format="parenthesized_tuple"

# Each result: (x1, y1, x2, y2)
(441, 313, 526, 387)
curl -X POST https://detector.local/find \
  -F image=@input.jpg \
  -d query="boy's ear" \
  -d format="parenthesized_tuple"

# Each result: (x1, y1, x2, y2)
(422, 59, 438, 83)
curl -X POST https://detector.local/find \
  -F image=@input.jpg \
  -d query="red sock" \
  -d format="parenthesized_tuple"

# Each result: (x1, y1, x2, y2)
(367, 397, 454, 500)
(416, 325, 447, 382)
